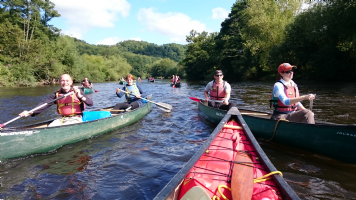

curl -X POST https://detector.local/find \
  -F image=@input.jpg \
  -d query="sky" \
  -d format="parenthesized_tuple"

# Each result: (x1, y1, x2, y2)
(49, 0, 236, 46)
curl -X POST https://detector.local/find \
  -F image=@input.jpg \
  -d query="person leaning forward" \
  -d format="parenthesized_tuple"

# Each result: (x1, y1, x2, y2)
(203, 70, 236, 111)
(82, 77, 93, 88)
(19, 74, 94, 127)
(115, 74, 145, 110)
(270, 63, 315, 124)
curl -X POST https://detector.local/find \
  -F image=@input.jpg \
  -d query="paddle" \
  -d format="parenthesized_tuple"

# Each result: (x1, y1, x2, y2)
(309, 94, 316, 111)
(231, 152, 254, 200)
(189, 97, 223, 103)
(121, 90, 172, 112)
(0, 91, 75, 128)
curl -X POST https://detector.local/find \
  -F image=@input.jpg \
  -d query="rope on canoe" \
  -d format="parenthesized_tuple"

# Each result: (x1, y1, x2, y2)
(213, 185, 231, 200)
(268, 119, 289, 141)
(254, 171, 283, 183)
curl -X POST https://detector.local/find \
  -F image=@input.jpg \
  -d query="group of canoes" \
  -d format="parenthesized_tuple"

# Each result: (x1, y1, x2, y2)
(1, 63, 355, 199)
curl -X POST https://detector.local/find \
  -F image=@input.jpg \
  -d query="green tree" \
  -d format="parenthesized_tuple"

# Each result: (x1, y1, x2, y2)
(183, 30, 219, 80)
(270, 0, 356, 80)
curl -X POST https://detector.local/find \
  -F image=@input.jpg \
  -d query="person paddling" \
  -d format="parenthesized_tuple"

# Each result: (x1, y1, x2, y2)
(19, 74, 93, 127)
(81, 77, 93, 88)
(270, 63, 315, 124)
(171, 75, 176, 84)
(115, 74, 145, 110)
(203, 70, 236, 111)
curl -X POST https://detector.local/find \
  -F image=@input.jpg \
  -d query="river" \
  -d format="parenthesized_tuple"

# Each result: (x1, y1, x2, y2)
(0, 79, 355, 199)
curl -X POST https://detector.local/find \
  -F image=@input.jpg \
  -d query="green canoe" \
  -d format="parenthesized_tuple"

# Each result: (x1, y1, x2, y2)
(0, 95, 152, 160)
(119, 81, 126, 85)
(197, 101, 356, 163)
(81, 87, 94, 94)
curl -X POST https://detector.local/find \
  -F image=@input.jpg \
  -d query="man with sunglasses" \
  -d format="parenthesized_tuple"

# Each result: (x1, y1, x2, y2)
(270, 63, 315, 124)
(203, 70, 236, 110)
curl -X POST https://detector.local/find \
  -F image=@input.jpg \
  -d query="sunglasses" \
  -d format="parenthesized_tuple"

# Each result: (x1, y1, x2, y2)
(283, 70, 294, 74)
(215, 74, 223, 77)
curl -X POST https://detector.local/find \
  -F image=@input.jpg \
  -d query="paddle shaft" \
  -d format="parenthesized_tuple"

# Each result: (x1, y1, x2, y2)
(309, 94, 316, 111)
(121, 90, 172, 111)
(189, 97, 223, 103)
(0, 91, 74, 127)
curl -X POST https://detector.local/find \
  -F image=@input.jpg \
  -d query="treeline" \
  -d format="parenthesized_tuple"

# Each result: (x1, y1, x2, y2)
(117, 40, 187, 62)
(183, 0, 356, 81)
(73, 39, 186, 79)
(0, 0, 186, 87)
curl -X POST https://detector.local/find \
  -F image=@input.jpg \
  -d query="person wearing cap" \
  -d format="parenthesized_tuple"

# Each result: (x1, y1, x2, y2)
(203, 70, 236, 111)
(270, 63, 315, 124)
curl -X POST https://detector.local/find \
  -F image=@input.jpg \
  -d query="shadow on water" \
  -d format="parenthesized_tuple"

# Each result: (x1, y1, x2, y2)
(0, 79, 356, 199)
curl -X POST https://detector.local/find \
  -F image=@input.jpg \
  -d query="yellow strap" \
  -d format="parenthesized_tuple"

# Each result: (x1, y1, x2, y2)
(254, 171, 283, 183)
(124, 83, 140, 100)
(212, 185, 231, 200)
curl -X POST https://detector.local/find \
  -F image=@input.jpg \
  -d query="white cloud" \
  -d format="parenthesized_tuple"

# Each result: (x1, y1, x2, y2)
(212, 7, 229, 20)
(96, 37, 142, 45)
(138, 8, 206, 43)
(61, 29, 83, 40)
(96, 37, 123, 45)
(52, 0, 130, 36)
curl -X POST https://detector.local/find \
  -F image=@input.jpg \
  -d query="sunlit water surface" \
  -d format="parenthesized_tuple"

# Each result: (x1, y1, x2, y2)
(0, 79, 355, 199)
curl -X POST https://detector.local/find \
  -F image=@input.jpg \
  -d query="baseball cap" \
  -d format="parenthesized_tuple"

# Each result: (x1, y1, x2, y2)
(278, 63, 297, 73)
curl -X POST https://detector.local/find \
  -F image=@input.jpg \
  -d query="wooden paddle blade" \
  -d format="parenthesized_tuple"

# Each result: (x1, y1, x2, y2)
(231, 152, 254, 200)
(189, 97, 202, 102)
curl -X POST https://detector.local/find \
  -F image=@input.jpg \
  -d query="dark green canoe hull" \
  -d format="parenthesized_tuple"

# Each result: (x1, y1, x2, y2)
(197, 102, 356, 163)
(0, 99, 152, 160)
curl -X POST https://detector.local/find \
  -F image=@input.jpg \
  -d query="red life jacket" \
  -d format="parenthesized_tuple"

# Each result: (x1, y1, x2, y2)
(56, 89, 84, 116)
(210, 81, 226, 100)
(270, 81, 299, 112)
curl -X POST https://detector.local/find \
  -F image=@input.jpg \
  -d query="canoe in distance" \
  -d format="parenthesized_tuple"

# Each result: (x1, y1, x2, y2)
(81, 87, 94, 94)
(154, 107, 299, 200)
(197, 101, 356, 163)
(170, 83, 181, 88)
(0, 95, 152, 161)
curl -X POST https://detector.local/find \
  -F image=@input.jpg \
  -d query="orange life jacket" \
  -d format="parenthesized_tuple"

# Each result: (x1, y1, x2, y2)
(56, 89, 84, 116)
(210, 80, 226, 100)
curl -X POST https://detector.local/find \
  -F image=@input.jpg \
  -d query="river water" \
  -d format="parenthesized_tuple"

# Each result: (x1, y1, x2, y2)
(0, 79, 355, 199)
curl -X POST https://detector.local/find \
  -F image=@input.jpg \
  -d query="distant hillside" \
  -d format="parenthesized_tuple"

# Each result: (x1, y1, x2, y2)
(73, 39, 121, 56)
(116, 40, 187, 62)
